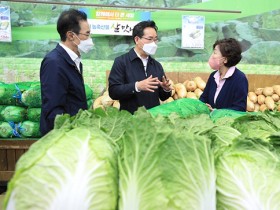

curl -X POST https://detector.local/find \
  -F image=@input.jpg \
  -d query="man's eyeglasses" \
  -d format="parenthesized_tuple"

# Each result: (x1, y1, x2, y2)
(79, 33, 90, 37)
(141, 36, 158, 43)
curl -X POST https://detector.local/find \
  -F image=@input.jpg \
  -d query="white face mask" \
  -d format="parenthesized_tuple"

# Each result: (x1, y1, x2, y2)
(73, 33, 94, 54)
(142, 42, 158, 55)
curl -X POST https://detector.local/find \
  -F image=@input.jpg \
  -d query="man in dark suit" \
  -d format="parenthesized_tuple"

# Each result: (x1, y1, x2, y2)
(108, 20, 172, 114)
(40, 9, 94, 135)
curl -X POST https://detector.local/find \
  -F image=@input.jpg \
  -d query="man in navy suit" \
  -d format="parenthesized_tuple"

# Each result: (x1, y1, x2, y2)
(40, 9, 94, 135)
(108, 20, 172, 114)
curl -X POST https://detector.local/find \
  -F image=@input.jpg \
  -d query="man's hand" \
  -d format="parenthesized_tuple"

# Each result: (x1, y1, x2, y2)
(158, 75, 173, 92)
(205, 103, 214, 111)
(136, 75, 160, 92)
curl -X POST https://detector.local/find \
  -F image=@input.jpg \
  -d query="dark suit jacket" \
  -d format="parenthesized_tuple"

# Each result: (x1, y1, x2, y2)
(40, 44, 87, 135)
(108, 48, 171, 114)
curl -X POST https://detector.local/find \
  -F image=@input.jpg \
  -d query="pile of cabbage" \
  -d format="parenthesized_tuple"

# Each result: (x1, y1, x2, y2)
(3, 100, 280, 210)
(0, 82, 94, 138)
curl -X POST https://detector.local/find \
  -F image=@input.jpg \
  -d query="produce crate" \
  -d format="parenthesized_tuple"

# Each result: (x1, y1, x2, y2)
(0, 140, 36, 182)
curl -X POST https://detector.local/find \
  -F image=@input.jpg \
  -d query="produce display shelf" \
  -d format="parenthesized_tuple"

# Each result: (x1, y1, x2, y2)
(106, 71, 280, 92)
(0, 139, 37, 182)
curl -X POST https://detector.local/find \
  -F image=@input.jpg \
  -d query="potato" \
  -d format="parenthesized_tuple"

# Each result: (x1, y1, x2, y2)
(272, 94, 280, 102)
(246, 99, 255, 112)
(263, 87, 274, 96)
(248, 92, 257, 103)
(163, 97, 174, 104)
(174, 83, 187, 98)
(194, 77, 206, 90)
(185, 81, 197, 92)
(93, 95, 104, 109)
(101, 95, 114, 107)
(273, 85, 280, 96)
(265, 96, 275, 110)
(255, 88, 263, 95)
(259, 104, 267, 112)
(182, 79, 189, 89)
(194, 88, 203, 98)
(257, 95, 265, 105)
(93, 104, 105, 110)
(112, 100, 120, 109)
(186, 92, 197, 99)
(254, 103, 260, 112)
(173, 93, 179, 100)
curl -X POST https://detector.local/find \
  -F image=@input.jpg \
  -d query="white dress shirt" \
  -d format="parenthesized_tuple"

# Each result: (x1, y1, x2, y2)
(59, 43, 81, 73)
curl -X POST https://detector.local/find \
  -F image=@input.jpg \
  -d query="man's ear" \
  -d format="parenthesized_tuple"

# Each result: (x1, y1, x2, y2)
(66, 31, 75, 41)
(134, 36, 140, 44)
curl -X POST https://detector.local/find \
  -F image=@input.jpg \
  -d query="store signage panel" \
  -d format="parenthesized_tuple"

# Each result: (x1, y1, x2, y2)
(0, 5, 12, 42)
(80, 8, 151, 36)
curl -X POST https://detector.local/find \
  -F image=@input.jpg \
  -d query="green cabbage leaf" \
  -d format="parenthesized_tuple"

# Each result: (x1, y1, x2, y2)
(4, 127, 118, 210)
(160, 131, 216, 210)
(117, 110, 170, 210)
(216, 137, 280, 209)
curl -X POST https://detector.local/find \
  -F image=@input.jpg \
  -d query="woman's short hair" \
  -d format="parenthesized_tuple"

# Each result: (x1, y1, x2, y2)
(213, 38, 242, 67)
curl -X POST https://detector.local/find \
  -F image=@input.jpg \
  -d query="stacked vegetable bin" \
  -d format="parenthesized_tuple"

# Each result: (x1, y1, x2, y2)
(0, 82, 41, 138)
(0, 81, 94, 183)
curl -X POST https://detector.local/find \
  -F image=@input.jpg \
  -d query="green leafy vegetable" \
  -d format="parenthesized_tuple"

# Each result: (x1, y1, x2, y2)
(117, 110, 171, 210)
(216, 137, 280, 209)
(21, 85, 41, 108)
(27, 108, 41, 122)
(4, 127, 118, 210)
(148, 98, 210, 118)
(1, 106, 26, 123)
(19, 120, 41, 138)
(231, 112, 280, 141)
(160, 131, 216, 209)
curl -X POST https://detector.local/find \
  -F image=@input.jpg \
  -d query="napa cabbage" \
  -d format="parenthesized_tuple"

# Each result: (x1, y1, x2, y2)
(216, 137, 280, 210)
(117, 109, 216, 210)
(54, 107, 132, 141)
(231, 111, 280, 141)
(117, 110, 170, 210)
(4, 127, 118, 210)
(160, 131, 216, 210)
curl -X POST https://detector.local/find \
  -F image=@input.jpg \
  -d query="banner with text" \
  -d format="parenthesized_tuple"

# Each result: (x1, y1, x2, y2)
(0, 5, 12, 42)
(181, 15, 205, 49)
(80, 9, 151, 36)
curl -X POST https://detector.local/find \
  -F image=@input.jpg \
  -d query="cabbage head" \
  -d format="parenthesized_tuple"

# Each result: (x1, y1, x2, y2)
(160, 131, 216, 210)
(216, 137, 280, 210)
(4, 127, 118, 210)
